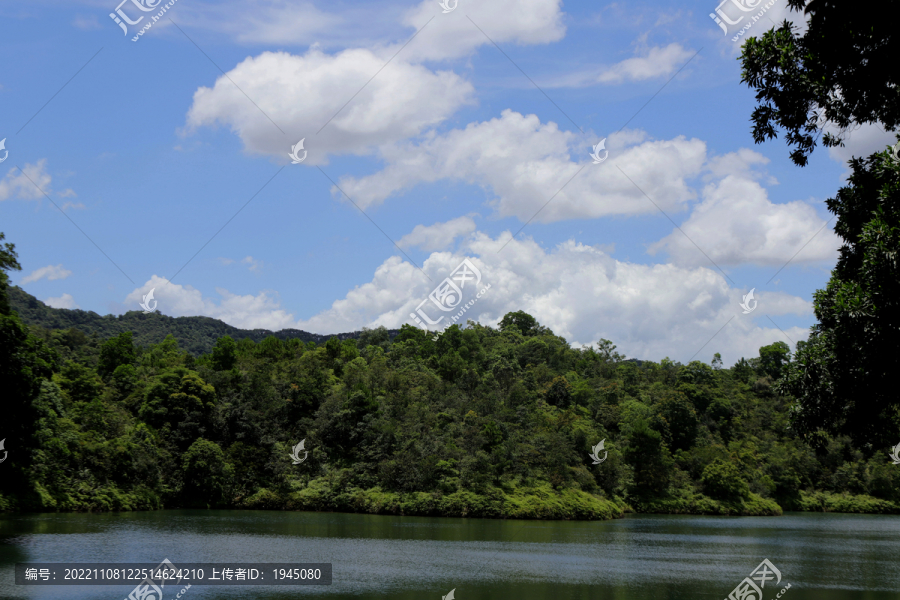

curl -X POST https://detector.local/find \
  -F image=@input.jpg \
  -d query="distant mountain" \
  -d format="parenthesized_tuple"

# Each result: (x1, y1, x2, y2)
(8, 286, 399, 356)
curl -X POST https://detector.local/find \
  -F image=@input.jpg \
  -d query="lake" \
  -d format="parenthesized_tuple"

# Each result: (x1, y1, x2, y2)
(1, 510, 898, 600)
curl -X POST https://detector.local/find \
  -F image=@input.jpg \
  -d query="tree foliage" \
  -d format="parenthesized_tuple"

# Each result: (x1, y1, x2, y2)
(701, 459, 750, 500)
(740, 0, 899, 166)
(776, 152, 900, 448)
(7, 285, 398, 356)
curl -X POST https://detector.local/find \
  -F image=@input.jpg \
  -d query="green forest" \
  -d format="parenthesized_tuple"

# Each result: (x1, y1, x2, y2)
(2, 235, 898, 519)
(6, 285, 395, 356)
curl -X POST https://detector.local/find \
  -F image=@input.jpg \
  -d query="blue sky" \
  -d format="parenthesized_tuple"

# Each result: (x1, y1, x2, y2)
(1, 0, 895, 365)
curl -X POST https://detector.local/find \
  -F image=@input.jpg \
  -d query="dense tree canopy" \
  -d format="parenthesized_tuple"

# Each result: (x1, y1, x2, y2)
(0, 237, 58, 499)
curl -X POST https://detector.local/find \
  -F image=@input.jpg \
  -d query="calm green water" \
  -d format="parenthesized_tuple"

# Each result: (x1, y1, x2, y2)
(1, 510, 898, 600)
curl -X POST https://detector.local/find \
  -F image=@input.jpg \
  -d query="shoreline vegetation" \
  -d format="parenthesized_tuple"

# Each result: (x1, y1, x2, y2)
(2, 258, 899, 520)
(6, 484, 900, 519)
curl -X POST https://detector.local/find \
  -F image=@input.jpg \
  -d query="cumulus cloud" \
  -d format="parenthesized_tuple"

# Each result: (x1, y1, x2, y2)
(334, 111, 707, 219)
(649, 155, 840, 266)
(399, 0, 566, 61)
(44, 293, 78, 309)
(0, 161, 53, 202)
(292, 231, 811, 364)
(183, 49, 475, 164)
(701, 147, 774, 182)
(116, 230, 811, 363)
(334, 116, 835, 268)
(21, 264, 72, 285)
(398, 216, 476, 251)
(126, 276, 297, 331)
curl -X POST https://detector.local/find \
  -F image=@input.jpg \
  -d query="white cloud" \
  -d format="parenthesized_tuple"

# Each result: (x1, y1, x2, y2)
(399, 0, 566, 61)
(649, 159, 840, 266)
(44, 293, 78, 310)
(21, 264, 72, 285)
(166, 0, 403, 49)
(178, 1, 343, 46)
(72, 15, 102, 31)
(219, 256, 263, 272)
(398, 216, 476, 251)
(543, 43, 696, 88)
(61, 201, 86, 211)
(334, 110, 707, 219)
(241, 256, 262, 272)
(293, 231, 812, 365)
(703, 147, 775, 182)
(825, 121, 898, 166)
(334, 115, 835, 267)
(153, 0, 564, 55)
(181, 0, 568, 163)
(183, 49, 475, 164)
(596, 43, 696, 84)
(125, 230, 813, 363)
(125, 276, 296, 331)
(0, 161, 53, 202)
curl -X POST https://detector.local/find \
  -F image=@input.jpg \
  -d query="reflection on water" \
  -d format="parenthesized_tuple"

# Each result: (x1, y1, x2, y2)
(2, 510, 899, 600)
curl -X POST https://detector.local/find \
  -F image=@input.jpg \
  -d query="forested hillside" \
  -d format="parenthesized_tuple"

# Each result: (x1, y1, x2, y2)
(8, 285, 398, 356)
(2, 234, 898, 519)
